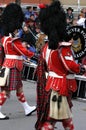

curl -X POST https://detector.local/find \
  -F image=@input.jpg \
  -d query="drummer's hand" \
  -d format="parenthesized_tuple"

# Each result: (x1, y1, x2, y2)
(80, 64, 86, 75)
(27, 58, 30, 62)
(83, 65, 86, 70)
(24, 58, 30, 63)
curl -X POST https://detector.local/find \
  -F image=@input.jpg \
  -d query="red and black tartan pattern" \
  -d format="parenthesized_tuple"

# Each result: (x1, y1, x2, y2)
(35, 54, 51, 130)
(6, 68, 23, 91)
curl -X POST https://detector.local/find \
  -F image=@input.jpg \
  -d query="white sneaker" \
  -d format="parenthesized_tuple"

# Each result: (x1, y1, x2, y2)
(25, 106, 36, 116)
(0, 112, 9, 120)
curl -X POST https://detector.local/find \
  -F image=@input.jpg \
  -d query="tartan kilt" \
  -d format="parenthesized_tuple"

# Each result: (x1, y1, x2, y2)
(5, 68, 23, 91)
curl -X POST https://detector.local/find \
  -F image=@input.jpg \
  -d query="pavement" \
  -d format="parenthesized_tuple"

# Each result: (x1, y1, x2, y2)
(0, 80, 86, 130)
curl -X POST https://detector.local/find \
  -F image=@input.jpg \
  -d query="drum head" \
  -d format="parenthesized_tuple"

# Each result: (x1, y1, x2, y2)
(67, 26, 86, 59)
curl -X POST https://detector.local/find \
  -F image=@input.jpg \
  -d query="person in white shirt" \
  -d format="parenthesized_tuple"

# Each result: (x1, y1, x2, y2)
(77, 13, 86, 28)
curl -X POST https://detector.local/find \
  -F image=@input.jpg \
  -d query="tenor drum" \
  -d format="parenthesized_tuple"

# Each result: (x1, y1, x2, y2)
(22, 62, 37, 81)
(74, 75, 86, 99)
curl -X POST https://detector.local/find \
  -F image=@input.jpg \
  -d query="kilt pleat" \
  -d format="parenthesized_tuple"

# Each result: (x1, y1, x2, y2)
(6, 68, 23, 91)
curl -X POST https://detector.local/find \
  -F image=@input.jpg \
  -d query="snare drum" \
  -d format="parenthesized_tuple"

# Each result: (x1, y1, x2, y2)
(74, 75, 86, 98)
(22, 62, 37, 81)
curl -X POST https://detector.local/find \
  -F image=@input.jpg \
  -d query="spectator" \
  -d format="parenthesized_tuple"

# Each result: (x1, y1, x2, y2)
(24, 6, 35, 21)
(72, 18, 78, 26)
(66, 7, 74, 27)
(21, 23, 36, 48)
(21, 25, 37, 63)
(81, 8, 86, 18)
(25, 18, 37, 47)
(30, 14, 35, 21)
(77, 13, 86, 28)
(21, 25, 36, 53)
(33, 6, 38, 18)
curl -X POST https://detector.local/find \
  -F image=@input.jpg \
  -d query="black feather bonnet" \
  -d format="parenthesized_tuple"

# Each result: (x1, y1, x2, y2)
(2, 3, 24, 36)
(39, 0, 67, 49)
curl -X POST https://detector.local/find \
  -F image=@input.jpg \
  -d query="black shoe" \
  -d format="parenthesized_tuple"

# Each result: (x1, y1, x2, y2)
(0, 116, 9, 120)
(26, 108, 37, 116)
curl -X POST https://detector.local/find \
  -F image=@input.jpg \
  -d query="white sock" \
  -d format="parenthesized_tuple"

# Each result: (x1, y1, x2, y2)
(20, 102, 36, 115)
(0, 106, 6, 118)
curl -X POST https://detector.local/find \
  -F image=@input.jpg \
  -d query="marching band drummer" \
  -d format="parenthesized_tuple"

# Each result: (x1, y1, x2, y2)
(35, 1, 86, 130)
(0, 3, 36, 120)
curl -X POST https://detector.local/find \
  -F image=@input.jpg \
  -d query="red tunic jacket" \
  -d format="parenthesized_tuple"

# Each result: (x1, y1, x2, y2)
(1, 36, 34, 71)
(42, 43, 80, 96)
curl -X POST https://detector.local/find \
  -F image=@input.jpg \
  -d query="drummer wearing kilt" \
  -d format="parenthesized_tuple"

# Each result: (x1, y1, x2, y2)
(35, 1, 86, 130)
(0, 3, 36, 120)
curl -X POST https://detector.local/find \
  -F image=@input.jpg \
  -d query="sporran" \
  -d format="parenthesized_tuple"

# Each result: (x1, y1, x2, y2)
(50, 90, 72, 120)
(0, 67, 10, 86)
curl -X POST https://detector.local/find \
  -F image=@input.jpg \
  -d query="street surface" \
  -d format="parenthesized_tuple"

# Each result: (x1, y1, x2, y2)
(0, 80, 86, 130)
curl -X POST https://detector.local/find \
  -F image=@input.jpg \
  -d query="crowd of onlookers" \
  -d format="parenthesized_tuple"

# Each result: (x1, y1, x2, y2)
(0, 5, 86, 63)
(0, 5, 86, 50)
(66, 7, 86, 28)
(0, 5, 86, 62)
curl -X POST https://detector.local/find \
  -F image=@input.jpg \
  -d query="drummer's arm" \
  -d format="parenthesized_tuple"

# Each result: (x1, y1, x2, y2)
(13, 40, 34, 58)
(59, 46, 80, 74)
(59, 46, 86, 75)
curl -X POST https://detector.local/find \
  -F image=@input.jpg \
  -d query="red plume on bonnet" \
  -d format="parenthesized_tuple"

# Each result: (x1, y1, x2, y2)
(38, 4, 46, 9)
